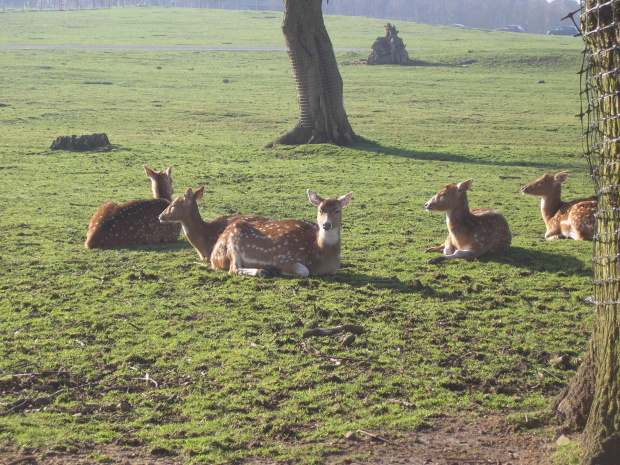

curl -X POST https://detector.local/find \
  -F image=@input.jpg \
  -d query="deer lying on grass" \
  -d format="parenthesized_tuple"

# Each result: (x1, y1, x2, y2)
(521, 171, 597, 241)
(424, 179, 511, 264)
(209, 190, 354, 277)
(158, 186, 265, 261)
(84, 166, 181, 248)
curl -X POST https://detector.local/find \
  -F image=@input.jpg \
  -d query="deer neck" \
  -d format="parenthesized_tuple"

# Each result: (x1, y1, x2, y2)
(318, 227, 341, 249)
(151, 182, 173, 202)
(313, 227, 342, 274)
(445, 198, 473, 227)
(540, 187, 563, 222)
(179, 205, 212, 261)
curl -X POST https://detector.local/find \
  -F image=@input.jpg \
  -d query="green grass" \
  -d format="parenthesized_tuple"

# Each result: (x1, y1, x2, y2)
(0, 8, 591, 464)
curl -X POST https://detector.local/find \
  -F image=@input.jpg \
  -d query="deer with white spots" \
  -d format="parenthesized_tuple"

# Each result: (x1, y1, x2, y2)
(521, 171, 597, 241)
(209, 190, 353, 277)
(424, 179, 511, 264)
(84, 166, 181, 248)
(158, 186, 267, 262)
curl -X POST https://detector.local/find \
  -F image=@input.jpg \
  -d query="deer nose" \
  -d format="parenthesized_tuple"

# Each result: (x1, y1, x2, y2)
(323, 221, 332, 230)
(520, 187, 526, 193)
(424, 201, 431, 210)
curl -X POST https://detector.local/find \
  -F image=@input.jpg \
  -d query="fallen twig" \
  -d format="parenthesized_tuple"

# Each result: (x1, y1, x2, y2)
(300, 341, 385, 365)
(303, 325, 364, 338)
(444, 459, 500, 464)
(388, 398, 415, 408)
(7, 457, 38, 465)
(356, 429, 392, 444)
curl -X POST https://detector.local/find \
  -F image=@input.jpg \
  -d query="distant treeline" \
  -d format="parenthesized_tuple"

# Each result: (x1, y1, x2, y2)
(323, 0, 582, 35)
(4, 0, 581, 35)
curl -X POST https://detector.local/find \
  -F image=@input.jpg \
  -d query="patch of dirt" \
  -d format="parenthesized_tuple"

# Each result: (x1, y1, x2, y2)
(325, 414, 572, 465)
(0, 414, 577, 464)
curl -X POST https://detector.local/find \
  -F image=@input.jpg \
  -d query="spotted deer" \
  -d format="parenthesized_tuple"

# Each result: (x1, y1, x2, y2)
(209, 190, 354, 277)
(84, 166, 181, 248)
(158, 186, 266, 261)
(521, 171, 597, 241)
(424, 179, 511, 264)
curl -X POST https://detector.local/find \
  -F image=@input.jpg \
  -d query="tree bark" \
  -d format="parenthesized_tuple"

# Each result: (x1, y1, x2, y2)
(268, 0, 356, 147)
(553, 2, 620, 463)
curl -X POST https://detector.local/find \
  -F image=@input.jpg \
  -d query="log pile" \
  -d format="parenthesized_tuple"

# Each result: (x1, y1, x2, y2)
(50, 133, 110, 151)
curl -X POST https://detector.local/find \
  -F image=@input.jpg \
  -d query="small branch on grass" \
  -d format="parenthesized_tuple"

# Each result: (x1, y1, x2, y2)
(388, 398, 415, 408)
(7, 457, 39, 465)
(139, 373, 158, 388)
(299, 341, 385, 365)
(303, 325, 364, 338)
(444, 459, 500, 465)
(356, 429, 392, 444)
(193, 261, 210, 267)
(68, 202, 98, 207)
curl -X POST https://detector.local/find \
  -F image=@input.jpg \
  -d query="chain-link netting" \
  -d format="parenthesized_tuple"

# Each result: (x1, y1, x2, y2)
(580, 0, 620, 306)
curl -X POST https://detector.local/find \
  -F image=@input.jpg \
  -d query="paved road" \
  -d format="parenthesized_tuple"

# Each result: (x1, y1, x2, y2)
(0, 44, 368, 51)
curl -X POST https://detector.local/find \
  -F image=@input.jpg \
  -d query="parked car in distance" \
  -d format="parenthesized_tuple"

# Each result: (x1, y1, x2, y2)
(494, 25, 525, 33)
(450, 24, 467, 29)
(547, 25, 580, 36)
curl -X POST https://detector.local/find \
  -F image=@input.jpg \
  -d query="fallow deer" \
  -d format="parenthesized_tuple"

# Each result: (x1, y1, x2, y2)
(424, 179, 511, 264)
(158, 186, 266, 261)
(84, 166, 181, 248)
(209, 190, 354, 277)
(521, 171, 597, 241)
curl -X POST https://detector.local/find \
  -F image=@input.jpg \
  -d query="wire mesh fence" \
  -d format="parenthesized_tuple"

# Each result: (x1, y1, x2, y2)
(580, 0, 620, 308)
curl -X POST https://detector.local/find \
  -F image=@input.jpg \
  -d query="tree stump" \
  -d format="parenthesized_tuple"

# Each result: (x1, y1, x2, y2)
(50, 133, 111, 151)
(368, 23, 412, 66)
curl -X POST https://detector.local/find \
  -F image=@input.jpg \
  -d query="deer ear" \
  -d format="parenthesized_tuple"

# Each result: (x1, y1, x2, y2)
(166, 166, 172, 177)
(307, 189, 323, 207)
(185, 187, 194, 198)
(554, 171, 569, 183)
(457, 179, 473, 192)
(144, 165, 156, 179)
(339, 192, 353, 208)
(194, 186, 204, 202)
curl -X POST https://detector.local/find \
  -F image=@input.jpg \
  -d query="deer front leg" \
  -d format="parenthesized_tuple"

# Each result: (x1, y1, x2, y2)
(425, 236, 454, 254)
(277, 262, 310, 278)
(545, 232, 566, 240)
(427, 249, 479, 265)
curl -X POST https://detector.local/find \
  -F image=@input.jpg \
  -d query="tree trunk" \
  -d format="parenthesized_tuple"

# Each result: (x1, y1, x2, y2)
(553, 2, 620, 463)
(267, 0, 356, 147)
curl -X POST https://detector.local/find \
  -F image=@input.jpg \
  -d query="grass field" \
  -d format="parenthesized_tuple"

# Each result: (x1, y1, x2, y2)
(0, 8, 591, 464)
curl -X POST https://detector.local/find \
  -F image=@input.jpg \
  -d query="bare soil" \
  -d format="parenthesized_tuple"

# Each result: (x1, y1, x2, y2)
(0, 413, 576, 465)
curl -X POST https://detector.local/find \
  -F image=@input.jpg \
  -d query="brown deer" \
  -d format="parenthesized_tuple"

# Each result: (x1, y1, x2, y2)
(209, 190, 354, 277)
(84, 166, 181, 248)
(424, 179, 511, 264)
(521, 171, 597, 241)
(158, 186, 266, 261)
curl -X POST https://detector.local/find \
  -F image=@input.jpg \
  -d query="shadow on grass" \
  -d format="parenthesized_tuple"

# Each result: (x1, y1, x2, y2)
(480, 246, 589, 273)
(353, 138, 578, 170)
(328, 266, 461, 300)
(96, 240, 193, 253)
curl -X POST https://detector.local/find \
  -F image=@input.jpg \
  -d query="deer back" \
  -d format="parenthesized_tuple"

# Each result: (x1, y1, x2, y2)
(210, 191, 352, 277)
(211, 219, 330, 273)
(426, 180, 511, 254)
(85, 166, 181, 248)
(550, 199, 597, 240)
(85, 198, 181, 248)
(521, 171, 596, 240)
